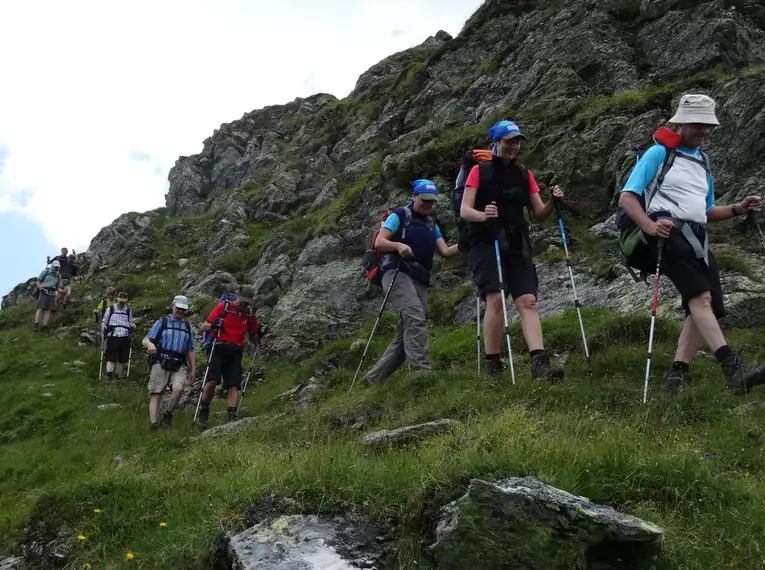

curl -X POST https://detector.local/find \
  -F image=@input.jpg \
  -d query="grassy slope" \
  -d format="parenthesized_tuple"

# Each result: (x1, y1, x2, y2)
(2, 287, 765, 569)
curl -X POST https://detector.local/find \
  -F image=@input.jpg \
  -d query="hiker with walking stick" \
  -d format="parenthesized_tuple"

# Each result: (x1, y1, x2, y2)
(197, 286, 260, 425)
(356, 179, 459, 390)
(618, 93, 765, 398)
(460, 119, 565, 382)
(100, 291, 135, 381)
(142, 295, 196, 429)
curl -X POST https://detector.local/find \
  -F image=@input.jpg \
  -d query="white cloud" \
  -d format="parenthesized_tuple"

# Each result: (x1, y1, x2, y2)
(0, 0, 482, 251)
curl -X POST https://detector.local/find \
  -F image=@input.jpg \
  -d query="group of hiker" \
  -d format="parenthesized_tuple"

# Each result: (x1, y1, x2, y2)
(356, 93, 765, 399)
(24, 92, 765, 431)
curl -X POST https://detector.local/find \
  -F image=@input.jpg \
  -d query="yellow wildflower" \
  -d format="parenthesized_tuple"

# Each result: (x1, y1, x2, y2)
(160, 521, 167, 528)
(77, 535, 86, 541)
(93, 508, 101, 513)
(126, 552, 135, 560)
(745, 472, 750, 478)
(735, 545, 741, 551)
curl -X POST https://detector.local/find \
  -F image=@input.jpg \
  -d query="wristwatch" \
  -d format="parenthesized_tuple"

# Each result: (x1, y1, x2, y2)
(732, 204, 740, 217)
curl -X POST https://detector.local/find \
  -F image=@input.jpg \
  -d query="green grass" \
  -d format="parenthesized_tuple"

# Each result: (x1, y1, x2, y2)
(3, 287, 765, 569)
(715, 250, 761, 282)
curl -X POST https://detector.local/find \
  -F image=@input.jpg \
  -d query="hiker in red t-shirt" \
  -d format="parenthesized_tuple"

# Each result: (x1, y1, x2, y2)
(197, 286, 260, 424)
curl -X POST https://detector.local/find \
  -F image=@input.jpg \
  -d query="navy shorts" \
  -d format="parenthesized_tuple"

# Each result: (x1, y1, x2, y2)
(468, 242, 538, 301)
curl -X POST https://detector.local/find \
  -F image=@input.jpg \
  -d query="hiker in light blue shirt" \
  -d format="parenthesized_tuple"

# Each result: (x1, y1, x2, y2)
(34, 261, 63, 332)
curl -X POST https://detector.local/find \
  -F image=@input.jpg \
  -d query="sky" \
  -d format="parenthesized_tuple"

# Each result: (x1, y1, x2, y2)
(0, 0, 483, 300)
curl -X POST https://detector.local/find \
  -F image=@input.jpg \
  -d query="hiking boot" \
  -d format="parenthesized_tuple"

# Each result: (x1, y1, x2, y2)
(664, 367, 692, 394)
(485, 357, 507, 379)
(150, 421, 160, 430)
(531, 353, 565, 382)
(106, 371, 114, 381)
(721, 351, 765, 396)
(227, 408, 238, 423)
(161, 411, 173, 428)
(32, 322, 39, 332)
(197, 405, 210, 426)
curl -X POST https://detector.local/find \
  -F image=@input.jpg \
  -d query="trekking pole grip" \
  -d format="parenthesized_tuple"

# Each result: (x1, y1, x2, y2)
(553, 195, 563, 219)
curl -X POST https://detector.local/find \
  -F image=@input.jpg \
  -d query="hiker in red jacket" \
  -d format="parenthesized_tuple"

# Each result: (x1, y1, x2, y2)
(197, 286, 260, 424)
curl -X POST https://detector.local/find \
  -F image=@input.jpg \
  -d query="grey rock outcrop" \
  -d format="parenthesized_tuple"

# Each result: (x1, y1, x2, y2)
(431, 476, 664, 570)
(226, 514, 390, 570)
(0, 556, 22, 570)
(200, 417, 258, 438)
(363, 419, 462, 448)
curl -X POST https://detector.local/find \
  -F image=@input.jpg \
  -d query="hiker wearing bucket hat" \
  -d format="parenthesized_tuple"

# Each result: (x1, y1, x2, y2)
(33, 260, 64, 332)
(619, 93, 765, 396)
(459, 119, 566, 382)
(197, 285, 261, 424)
(360, 179, 460, 388)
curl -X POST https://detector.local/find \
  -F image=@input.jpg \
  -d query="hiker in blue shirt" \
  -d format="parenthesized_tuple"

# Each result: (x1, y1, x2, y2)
(362, 179, 459, 387)
(142, 295, 197, 429)
(619, 93, 765, 395)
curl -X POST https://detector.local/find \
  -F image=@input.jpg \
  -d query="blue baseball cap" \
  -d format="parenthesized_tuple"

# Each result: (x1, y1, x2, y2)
(412, 179, 439, 200)
(488, 120, 526, 142)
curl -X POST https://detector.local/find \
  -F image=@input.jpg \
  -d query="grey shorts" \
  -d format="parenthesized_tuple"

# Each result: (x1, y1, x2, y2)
(37, 291, 57, 311)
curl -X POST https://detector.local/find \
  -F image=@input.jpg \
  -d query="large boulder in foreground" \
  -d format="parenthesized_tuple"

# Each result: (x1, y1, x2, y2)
(431, 476, 664, 570)
(226, 514, 391, 569)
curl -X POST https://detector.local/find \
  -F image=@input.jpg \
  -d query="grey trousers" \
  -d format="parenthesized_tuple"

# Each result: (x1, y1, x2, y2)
(364, 271, 431, 385)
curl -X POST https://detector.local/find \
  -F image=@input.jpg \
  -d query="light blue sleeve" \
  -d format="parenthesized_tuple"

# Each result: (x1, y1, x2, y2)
(705, 173, 715, 212)
(147, 320, 161, 341)
(382, 212, 401, 234)
(621, 145, 667, 196)
(434, 224, 443, 240)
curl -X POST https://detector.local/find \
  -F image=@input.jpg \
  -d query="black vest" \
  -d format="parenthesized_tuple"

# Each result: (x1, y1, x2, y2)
(467, 157, 532, 255)
(382, 205, 437, 285)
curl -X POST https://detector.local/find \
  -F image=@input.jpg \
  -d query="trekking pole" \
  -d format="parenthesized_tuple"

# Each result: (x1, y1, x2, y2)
(746, 210, 765, 250)
(349, 261, 402, 393)
(193, 338, 218, 422)
(238, 344, 261, 411)
(643, 238, 665, 404)
(98, 331, 105, 381)
(494, 240, 516, 385)
(476, 288, 481, 375)
(553, 197, 591, 370)
(126, 346, 133, 378)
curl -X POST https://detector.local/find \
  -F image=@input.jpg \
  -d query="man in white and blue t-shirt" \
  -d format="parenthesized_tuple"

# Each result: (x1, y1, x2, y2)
(619, 93, 765, 395)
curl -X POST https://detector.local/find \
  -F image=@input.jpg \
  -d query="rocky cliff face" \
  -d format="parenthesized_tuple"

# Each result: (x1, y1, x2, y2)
(6, 0, 765, 353)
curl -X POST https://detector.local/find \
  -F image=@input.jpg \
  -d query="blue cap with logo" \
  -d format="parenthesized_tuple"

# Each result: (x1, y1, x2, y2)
(488, 120, 526, 142)
(412, 179, 439, 200)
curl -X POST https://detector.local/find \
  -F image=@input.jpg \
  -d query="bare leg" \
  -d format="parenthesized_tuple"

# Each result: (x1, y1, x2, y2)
(168, 382, 184, 411)
(687, 293, 725, 352)
(43, 310, 52, 326)
(149, 394, 162, 424)
(514, 294, 544, 352)
(483, 292, 503, 354)
(674, 316, 703, 363)
(202, 380, 218, 405)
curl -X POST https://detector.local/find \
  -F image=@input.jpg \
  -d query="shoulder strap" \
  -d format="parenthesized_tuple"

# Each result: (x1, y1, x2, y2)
(106, 305, 115, 326)
(645, 146, 677, 209)
(478, 160, 493, 187)
(222, 300, 231, 318)
(400, 206, 413, 240)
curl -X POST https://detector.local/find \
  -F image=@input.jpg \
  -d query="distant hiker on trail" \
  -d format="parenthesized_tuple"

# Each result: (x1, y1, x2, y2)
(197, 286, 260, 424)
(47, 247, 78, 308)
(618, 93, 765, 395)
(101, 291, 136, 381)
(460, 120, 565, 382)
(34, 261, 63, 332)
(94, 288, 117, 324)
(142, 295, 196, 429)
(362, 179, 459, 388)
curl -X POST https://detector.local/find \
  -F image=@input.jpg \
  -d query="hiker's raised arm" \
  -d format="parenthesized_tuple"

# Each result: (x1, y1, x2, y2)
(374, 228, 402, 254)
(708, 195, 762, 222)
(436, 237, 459, 258)
(530, 185, 564, 221)
(460, 185, 489, 222)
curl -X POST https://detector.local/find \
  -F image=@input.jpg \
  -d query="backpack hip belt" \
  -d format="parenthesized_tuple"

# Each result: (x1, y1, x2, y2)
(640, 214, 709, 265)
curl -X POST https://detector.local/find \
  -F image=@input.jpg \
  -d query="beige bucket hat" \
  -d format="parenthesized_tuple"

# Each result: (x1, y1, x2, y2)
(669, 93, 720, 126)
